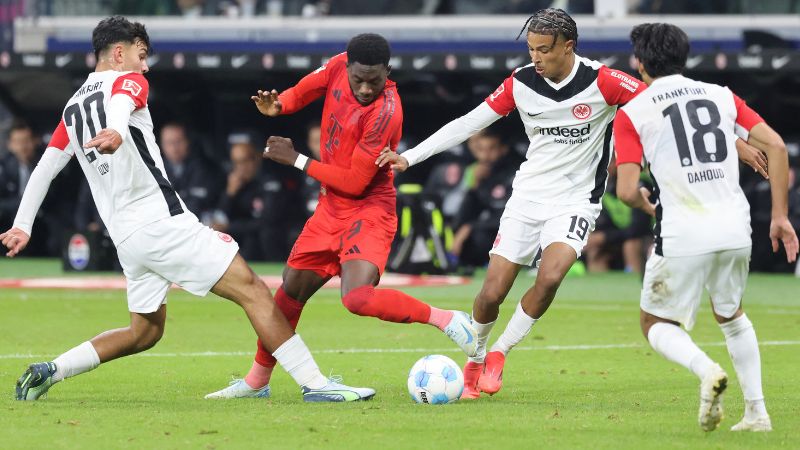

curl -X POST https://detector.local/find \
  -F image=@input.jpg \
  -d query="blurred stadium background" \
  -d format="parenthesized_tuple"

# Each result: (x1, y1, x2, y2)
(1, 0, 799, 275)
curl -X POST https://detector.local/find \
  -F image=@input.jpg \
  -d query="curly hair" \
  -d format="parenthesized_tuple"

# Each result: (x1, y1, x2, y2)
(516, 8, 578, 49)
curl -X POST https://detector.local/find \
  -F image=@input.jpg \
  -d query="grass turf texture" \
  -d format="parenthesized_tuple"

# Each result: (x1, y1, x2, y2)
(1, 258, 798, 449)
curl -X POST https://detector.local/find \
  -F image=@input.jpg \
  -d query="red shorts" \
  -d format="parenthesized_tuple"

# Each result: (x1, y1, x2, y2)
(287, 206, 397, 278)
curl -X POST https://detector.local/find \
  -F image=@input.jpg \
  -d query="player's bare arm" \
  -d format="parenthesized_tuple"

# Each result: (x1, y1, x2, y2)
(743, 122, 799, 261)
(0, 227, 30, 257)
(263, 136, 307, 169)
(375, 147, 407, 171)
(251, 89, 282, 117)
(616, 163, 656, 217)
(735, 138, 768, 179)
(84, 128, 123, 154)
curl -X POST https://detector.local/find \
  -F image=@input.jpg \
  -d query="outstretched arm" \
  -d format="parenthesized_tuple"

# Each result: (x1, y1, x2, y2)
(2, 121, 73, 257)
(255, 53, 342, 117)
(377, 70, 516, 170)
(375, 102, 501, 170)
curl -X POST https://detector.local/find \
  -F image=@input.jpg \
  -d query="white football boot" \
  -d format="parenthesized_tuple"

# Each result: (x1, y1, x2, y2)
(698, 363, 728, 431)
(205, 379, 271, 399)
(442, 311, 478, 357)
(731, 415, 772, 432)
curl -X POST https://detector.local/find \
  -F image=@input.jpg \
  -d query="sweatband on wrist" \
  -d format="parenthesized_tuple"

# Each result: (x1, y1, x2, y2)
(294, 154, 309, 171)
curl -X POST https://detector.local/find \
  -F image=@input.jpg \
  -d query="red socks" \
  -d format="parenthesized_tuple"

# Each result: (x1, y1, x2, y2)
(245, 284, 449, 389)
(245, 287, 305, 389)
(341, 285, 436, 325)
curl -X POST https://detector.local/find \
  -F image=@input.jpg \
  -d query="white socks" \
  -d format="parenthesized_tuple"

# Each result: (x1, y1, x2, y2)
(272, 334, 328, 390)
(490, 302, 537, 356)
(647, 322, 714, 380)
(467, 318, 496, 363)
(49, 336, 331, 392)
(720, 314, 768, 419)
(52, 341, 101, 383)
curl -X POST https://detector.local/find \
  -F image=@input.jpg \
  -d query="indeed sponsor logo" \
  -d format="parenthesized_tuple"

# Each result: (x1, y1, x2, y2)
(535, 123, 591, 138)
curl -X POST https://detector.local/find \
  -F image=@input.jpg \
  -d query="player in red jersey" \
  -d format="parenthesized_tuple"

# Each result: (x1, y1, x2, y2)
(206, 34, 477, 399)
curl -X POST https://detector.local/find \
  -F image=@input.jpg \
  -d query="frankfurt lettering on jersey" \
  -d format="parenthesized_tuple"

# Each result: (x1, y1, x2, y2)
(55, 70, 184, 245)
(650, 86, 707, 104)
(614, 74, 762, 257)
(72, 81, 104, 98)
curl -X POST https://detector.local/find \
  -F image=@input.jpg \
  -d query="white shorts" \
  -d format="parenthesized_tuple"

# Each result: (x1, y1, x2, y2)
(489, 196, 602, 266)
(116, 213, 240, 313)
(640, 247, 751, 330)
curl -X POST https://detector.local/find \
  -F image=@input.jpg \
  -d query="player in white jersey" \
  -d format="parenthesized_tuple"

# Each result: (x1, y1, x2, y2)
(2, 16, 374, 403)
(377, 8, 647, 398)
(614, 23, 798, 432)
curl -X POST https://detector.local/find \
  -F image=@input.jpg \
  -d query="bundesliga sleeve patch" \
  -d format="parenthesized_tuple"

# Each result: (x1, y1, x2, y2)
(120, 78, 143, 96)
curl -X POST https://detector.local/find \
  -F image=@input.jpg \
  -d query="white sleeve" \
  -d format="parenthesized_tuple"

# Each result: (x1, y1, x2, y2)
(402, 102, 503, 167)
(106, 94, 136, 141)
(12, 147, 73, 236)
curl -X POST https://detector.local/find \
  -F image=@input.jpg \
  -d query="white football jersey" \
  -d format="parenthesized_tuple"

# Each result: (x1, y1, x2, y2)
(48, 70, 189, 244)
(614, 74, 764, 257)
(486, 55, 644, 205)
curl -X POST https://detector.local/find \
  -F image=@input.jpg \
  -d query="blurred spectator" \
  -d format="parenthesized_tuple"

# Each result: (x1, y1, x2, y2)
(177, 0, 207, 16)
(450, 129, 519, 268)
(234, 0, 260, 16)
(584, 160, 651, 273)
(298, 121, 322, 218)
(0, 0, 24, 52)
(636, 0, 726, 14)
(159, 122, 223, 221)
(0, 119, 58, 255)
(744, 162, 800, 272)
(1, 120, 37, 229)
(211, 133, 295, 261)
(113, 0, 175, 15)
(422, 136, 484, 225)
(495, 0, 552, 14)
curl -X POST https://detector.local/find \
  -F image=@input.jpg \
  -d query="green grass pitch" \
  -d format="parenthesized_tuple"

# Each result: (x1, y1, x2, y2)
(1, 258, 798, 449)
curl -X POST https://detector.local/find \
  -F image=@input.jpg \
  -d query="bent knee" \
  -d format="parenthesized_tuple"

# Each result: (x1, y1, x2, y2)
(341, 285, 374, 315)
(535, 271, 564, 293)
(133, 324, 164, 351)
(477, 281, 510, 306)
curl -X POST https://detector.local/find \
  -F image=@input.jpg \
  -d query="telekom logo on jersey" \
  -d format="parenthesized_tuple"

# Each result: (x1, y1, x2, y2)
(120, 79, 142, 96)
(489, 84, 505, 101)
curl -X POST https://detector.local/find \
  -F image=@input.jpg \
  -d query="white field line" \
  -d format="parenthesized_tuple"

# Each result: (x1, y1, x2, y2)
(1, 340, 798, 360)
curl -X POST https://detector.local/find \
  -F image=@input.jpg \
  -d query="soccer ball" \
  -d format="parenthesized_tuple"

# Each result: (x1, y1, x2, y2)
(407, 354, 464, 404)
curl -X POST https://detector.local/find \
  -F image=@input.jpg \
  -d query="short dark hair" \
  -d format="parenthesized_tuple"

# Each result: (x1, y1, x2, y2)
(92, 16, 151, 59)
(630, 23, 690, 78)
(346, 33, 390, 67)
(517, 8, 578, 48)
(9, 118, 32, 134)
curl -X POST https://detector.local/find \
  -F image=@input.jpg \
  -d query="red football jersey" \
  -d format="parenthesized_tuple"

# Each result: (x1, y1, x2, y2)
(278, 52, 403, 218)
